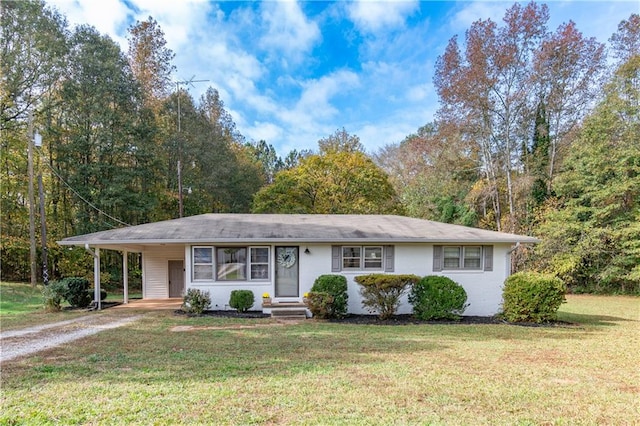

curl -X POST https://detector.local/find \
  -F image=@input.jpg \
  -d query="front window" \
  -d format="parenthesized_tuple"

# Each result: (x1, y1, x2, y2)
(463, 246, 482, 269)
(342, 246, 383, 270)
(443, 246, 483, 270)
(250, 247, 269, 280)
(216, 247, 247, 281)
(443, 246, 461, 269)
(364, 247, 383, 269)
(193, 247, 214, 280)
(342, 246, 361, 269)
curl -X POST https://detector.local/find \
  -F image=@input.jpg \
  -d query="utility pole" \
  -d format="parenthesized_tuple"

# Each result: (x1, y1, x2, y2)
(38, 172, 49, 285)
(175, 77, 208, 218)
(28, 113, 37, 286)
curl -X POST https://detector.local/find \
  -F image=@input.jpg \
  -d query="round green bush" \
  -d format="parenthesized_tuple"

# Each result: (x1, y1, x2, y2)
(229, 290, 255, 312)
(502, 272, 566, 323)
(310, 275, 348, 318)
(408, 275, 469, 320)
(63, 277, 92, 308)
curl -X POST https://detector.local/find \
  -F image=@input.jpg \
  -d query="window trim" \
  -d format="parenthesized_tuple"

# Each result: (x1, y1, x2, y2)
(216, 246, 248, 281)
(341, 245, 384, 271)
(436, 245, 486, 271)
(342, 246, 363, 270)
(191, 245, 270, 282)
(249, 246, 270, 281)
(192, 246, 214, 281)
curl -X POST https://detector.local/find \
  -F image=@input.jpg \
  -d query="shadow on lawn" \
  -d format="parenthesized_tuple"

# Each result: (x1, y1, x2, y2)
(557, 312, 634, 327)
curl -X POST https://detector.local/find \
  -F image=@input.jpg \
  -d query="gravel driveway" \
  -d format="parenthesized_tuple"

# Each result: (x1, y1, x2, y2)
(1, 313, 145, 363)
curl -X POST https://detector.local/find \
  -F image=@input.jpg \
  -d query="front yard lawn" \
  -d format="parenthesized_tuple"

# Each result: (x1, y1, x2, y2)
(1, 294, 638, 424)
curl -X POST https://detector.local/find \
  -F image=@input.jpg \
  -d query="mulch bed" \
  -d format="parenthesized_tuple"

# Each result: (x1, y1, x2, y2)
(174, 310, 576, 327)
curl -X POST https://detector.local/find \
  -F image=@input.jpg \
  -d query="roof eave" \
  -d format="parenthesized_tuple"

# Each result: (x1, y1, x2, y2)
(58, 237, 539, 246)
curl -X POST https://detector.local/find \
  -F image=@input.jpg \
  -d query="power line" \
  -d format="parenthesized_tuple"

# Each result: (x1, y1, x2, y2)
(40, 157, 131, 228)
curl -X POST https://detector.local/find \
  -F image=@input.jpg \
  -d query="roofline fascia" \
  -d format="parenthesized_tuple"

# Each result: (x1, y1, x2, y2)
(59, 238, 539, 246)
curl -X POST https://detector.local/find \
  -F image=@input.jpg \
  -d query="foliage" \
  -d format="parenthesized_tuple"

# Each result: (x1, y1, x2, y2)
(533, 53, 640, 294)
(408, 276, 469, 320)
(502, 272, 566, 323)
(433, 3, 605, 232)
(318, 127, 365, 154)
(252, 149, 402, 214)
(354, 274, 420, 319)
(306, 292, 335, 319)
(310, 275, 348, 318)
(42, 280, 67, 312)
(376, 122, 479, 225)
(229, 290, 255, 313)
(182, 288, 211, 315)
(62, 277, 92, 308)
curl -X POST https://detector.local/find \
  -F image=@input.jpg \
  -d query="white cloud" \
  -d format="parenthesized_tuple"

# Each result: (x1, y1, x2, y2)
(449, 1, 506, 33)
(244, 121, 283, 144)
(347, 0, 419, 33)
(47, 0, 130, 46)
(259, 1, 321, 62)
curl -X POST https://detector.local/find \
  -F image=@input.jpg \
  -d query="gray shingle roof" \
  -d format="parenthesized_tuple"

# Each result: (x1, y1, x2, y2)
(58, 214, 538, 248)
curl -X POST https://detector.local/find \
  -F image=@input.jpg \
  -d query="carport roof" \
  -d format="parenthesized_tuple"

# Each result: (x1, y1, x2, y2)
(58, 214, 539, 250)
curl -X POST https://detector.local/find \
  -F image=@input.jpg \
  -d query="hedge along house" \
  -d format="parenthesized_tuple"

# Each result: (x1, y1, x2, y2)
(58, 214, 538, 316)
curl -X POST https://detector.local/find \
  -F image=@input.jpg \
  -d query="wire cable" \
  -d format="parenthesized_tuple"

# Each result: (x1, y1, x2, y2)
(40, 157, 131, 228)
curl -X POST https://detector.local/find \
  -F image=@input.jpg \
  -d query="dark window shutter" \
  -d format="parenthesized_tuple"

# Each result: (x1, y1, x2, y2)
(433, 245, 443, 272)
(331, 246, 341, 272)
(483, 245, 493, 271)
(384, 245, 394, 272)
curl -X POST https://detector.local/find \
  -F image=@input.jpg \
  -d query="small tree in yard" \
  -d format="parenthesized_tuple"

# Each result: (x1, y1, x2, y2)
(306, 292, 335, 319)
(502, 272, 566, 323)
(309, 275, 348, 318)
(354, 274, 420, 320)
(42, 280, 68, 312)
(229, 290, 255, 312)
(182, 289, 211, 315)
(409, 276, 469, 320)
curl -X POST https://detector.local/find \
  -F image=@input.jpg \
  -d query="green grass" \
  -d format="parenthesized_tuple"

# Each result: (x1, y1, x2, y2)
(0, 282, 45, 315)
(0, 282, 143, 331)
(1, 295, 638, 424)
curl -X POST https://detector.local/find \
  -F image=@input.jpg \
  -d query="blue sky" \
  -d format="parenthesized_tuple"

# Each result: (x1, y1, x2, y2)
(47, 0, 638, 157)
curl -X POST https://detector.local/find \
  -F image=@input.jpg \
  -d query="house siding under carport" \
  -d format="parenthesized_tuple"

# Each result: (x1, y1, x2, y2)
(143, 245, 185, 299)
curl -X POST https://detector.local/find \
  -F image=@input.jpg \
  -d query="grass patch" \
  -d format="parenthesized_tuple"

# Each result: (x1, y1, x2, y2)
(0, 281, 44, 315)
(0, 282, 90, 331)
(1, 295, 638, 424)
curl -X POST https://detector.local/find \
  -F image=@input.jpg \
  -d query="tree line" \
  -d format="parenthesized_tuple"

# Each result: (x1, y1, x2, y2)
(1, 1, 638, 293)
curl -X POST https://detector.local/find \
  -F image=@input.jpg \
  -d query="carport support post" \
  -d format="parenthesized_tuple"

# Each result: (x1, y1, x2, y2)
(123, 250, 128, 304)
(94, 247, 101, 310)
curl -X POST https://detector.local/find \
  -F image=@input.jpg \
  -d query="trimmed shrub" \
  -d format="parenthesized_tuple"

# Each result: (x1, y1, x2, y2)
(408, 275, 469, 320)
(310, 274, 348, 318)
(63, 277, 92, 308)
(306, 292, 335, 319)
(229, 290, 255, 312)
(502, 272, 566, 323)
(43, 280, 67, 312)
(182, 288, 211, 314)
(354, 274, 421, 320)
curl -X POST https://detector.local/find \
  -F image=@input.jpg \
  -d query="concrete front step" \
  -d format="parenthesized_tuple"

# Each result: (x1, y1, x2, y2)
(270, 308, 307, 320)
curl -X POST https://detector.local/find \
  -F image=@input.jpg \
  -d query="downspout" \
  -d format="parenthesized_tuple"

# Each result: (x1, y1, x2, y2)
(85, 244, 101, 310)
(505, 242, 521, 277)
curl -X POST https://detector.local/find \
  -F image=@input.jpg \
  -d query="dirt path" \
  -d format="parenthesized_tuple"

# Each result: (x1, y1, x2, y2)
(0, 313, 145, 363)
